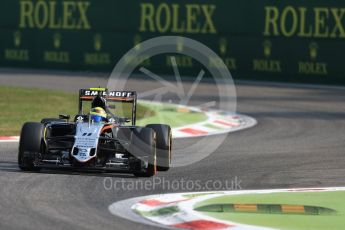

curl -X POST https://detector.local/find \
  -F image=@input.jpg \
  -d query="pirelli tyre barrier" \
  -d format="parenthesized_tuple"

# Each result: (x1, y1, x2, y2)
(0, 0, 344, 84)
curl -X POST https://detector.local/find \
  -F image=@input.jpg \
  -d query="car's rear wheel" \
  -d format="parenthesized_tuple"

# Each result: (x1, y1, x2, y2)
(146, 124, 172, 171)
(131, 127, 157, 177)
(18, 122, 44, 171)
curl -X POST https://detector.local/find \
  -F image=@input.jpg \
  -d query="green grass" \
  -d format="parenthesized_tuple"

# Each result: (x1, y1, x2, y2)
(135, 206, 179, 217)
(0, 86, 207, 136)
(137, 102, 207, 127)
(0, 86, 78, 136)
(0, 86, 153, 135)
(194, 191, 345, 230)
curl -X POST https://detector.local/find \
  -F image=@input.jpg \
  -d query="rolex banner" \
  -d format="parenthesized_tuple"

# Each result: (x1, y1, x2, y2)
(0, 0, 344, 84)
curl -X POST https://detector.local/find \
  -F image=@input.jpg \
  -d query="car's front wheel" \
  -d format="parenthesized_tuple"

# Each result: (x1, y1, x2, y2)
(18, 122, 44, 171)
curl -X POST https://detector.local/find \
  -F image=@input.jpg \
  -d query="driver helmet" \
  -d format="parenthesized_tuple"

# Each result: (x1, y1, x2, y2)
(90, 107, 107, 123)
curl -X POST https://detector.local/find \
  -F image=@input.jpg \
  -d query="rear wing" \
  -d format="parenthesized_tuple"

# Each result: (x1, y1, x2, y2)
(78, 88, 137, 125)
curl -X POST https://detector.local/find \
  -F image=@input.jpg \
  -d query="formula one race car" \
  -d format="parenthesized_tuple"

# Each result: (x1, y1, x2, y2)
(18, 88, 172, 177)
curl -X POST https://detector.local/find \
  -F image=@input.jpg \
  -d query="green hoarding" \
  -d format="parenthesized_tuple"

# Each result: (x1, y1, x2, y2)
(0, 0, 345, 84)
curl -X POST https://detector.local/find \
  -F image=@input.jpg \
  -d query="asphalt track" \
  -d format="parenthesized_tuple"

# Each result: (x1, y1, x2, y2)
(0, 70, 345, 230)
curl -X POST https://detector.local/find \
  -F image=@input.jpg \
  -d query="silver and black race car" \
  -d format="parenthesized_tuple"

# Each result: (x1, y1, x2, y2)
(18, 88, 172, 177)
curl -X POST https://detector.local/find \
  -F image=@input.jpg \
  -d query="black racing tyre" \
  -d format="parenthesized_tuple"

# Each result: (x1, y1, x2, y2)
(18, 122, 44, 171)
(131, 127, 157, 177)
(146, 124, 172, 171)
(40, 118, 64, 124)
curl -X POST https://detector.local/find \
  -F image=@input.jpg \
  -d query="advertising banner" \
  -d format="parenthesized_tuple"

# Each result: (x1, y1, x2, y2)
(0, 0, 344, 84)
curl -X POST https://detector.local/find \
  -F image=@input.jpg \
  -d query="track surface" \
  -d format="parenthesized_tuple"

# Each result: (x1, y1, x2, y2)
(0, 70, 345, 230)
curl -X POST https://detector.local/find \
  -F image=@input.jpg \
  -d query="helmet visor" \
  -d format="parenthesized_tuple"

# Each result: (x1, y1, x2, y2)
(91, 115, 103, 123)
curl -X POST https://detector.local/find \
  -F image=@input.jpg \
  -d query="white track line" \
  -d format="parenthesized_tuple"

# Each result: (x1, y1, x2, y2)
(0, 136, 20, 143)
